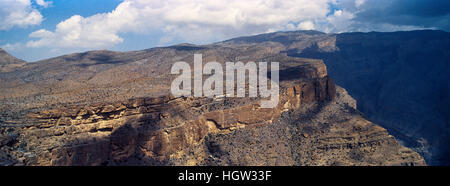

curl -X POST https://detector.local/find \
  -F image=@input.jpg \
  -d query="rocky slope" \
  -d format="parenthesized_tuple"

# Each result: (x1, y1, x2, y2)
(223, 30, 450, 165)
(0, 41, 425, 166)
(0, 48, 25, 73)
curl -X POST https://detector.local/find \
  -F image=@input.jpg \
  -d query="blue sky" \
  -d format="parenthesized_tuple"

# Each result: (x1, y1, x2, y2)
(1, 0, 449, 62)
(0, 0, 131, 61)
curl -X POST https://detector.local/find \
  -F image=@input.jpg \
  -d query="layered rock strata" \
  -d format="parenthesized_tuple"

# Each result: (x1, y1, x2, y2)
(0, 58, 424, 166)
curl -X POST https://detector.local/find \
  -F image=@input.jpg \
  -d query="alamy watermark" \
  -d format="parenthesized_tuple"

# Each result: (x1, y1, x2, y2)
(170, 54, 279, 108)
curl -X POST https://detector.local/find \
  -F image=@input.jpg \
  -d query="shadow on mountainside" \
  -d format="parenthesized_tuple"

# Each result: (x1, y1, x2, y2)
(288, 30, 450, 165)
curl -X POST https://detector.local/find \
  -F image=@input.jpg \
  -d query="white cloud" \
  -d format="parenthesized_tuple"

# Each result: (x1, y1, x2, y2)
(27, 14, 126, 48)
(320, 10, 356, 33)
(27, 0, 334, 49)
(355, 0, 365, 8)
(25, 0, 431, 51)
(1, 42, 23, 51)
(0, 0, 44, 30)
(36, 0, 52, 8)
(297, 21, 316, 30)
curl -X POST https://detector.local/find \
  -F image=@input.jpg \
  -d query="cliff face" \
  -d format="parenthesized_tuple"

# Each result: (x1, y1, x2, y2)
(0, 42, 425, 166)
(224, 30, 450, 165)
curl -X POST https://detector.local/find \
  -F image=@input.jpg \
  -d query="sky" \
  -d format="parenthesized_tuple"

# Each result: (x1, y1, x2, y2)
(0, 0, 449, 62)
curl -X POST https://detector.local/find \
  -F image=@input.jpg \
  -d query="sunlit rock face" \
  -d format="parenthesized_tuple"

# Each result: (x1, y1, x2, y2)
(0, 36, 425, 166)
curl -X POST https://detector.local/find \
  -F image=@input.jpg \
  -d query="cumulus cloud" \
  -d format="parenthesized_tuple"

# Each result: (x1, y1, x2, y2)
(25, 0, 447, 51)
(0, 0, 48, 30)
(297, 21, 316, 30)
(26, 0, 334, 49)
(321, 10, 356, 33)
(36, 0, 52, 8)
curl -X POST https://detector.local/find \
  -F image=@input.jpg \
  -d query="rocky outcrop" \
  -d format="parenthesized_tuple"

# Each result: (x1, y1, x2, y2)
(0, 64, 337, 165)
(195, 87, 424, 166)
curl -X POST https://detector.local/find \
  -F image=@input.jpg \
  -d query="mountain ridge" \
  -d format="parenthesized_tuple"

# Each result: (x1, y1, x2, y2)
(0, 48, 26, 73)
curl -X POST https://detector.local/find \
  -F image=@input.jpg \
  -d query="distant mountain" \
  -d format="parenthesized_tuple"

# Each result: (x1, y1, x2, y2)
(223, 30, 450, 165)
(0, 48, 25, 72)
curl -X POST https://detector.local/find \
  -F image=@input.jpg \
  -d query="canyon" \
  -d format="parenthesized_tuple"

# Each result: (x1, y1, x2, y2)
(0, 31, 432, 166)
(221, 30, 450, 165)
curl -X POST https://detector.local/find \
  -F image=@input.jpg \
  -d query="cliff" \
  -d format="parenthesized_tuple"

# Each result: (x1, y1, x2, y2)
(223, 30, 450, 165)
(0, 42, 425, 166)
